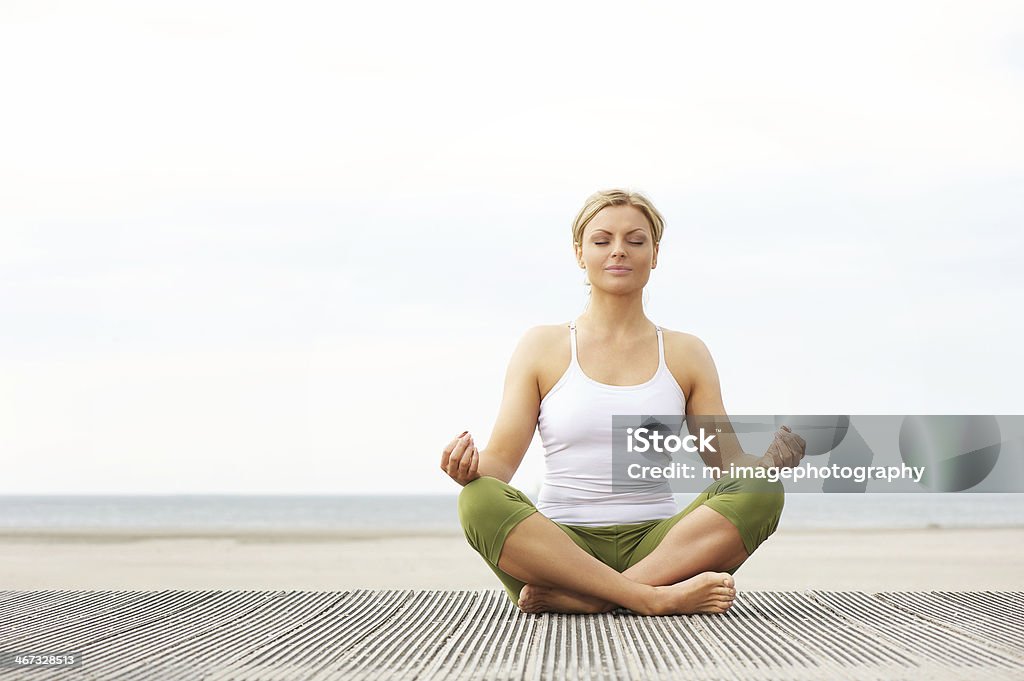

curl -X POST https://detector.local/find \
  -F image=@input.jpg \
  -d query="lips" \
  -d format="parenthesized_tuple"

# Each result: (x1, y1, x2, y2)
(605, 267, 632, 271)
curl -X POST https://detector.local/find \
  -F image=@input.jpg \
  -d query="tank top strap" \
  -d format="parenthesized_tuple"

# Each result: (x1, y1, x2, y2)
(656, 325, 666, 371)
(568, 320, 579, 364)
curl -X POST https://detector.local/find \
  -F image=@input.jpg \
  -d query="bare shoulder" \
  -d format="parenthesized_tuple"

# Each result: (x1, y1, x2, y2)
(659, 327, 714, 401)
(505, 323, 570, 374)
(660, 327, 710, 355)
(515, 323, 569, 356)
(518, 323, 573, 400)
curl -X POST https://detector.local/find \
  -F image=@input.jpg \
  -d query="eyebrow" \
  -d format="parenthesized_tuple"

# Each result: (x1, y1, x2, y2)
(590, 228, 647, 236)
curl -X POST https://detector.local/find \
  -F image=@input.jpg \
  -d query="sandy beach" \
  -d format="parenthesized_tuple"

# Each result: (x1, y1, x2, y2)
(1, 527, 1021, 592)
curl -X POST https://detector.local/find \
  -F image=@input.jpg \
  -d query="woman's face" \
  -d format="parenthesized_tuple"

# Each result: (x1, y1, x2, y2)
(576, 205, 658, 293)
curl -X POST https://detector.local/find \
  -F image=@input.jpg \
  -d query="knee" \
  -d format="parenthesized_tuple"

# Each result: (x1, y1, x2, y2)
(457, 475, 507, 531)
(748, 478, 785, 523)
(755, 478, 785, 514)
(749, 478, 785, 538)
(721, 476, 786, 532)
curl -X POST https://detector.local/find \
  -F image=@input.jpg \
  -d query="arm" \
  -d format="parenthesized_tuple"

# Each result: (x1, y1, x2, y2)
(682, 337, 762, 475)
(472, 327, 546, 484)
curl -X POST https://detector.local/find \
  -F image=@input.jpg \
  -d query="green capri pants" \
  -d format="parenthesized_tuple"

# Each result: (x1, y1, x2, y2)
(458, 475, 785, 606)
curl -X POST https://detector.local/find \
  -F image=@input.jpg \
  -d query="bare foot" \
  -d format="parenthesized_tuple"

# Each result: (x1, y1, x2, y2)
(647, 572, 737, 616)
(518, 584, 619, 614)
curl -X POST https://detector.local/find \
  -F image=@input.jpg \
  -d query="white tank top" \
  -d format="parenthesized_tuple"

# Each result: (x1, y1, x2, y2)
(536, 319, 687, 526)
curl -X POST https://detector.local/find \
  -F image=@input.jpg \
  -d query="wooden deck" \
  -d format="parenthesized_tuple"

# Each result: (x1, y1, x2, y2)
(0, 590, 1022, 680)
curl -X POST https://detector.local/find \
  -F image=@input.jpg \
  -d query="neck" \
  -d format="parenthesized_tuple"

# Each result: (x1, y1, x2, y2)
(577, 289, 651, 340)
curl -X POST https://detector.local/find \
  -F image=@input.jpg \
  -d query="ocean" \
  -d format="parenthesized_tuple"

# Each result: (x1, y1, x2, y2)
(0, 493, 1023, 534)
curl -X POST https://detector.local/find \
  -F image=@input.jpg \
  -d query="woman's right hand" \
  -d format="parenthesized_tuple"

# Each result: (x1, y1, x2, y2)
(440, 431, 481, 486)
(756, 425, 807, 470)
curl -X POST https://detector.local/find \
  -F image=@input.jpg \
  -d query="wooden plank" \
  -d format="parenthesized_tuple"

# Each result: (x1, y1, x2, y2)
(0, 590, 1020, 680)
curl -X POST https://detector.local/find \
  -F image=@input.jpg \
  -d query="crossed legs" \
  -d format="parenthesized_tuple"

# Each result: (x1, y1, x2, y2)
(458, 475, 785, 616)
(506, 504, 747, 615)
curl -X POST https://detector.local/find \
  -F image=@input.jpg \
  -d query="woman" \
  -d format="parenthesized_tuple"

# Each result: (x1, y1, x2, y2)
(440, 189, 806, 616)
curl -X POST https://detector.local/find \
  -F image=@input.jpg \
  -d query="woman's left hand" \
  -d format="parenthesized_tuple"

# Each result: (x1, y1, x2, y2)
(757, 425, 806, 469)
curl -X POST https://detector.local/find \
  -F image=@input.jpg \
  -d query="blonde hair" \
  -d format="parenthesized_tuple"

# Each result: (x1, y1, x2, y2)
(571, 188, 666, 247)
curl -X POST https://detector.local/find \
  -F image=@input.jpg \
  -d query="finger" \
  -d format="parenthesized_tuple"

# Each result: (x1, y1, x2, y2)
(775, 432, 798, 464)
(788, 442, 803, 466)
(459, 448, 477, 481)
(781, 429, 805, 449)
(446, 435, 471, 473)
(774, 437, 796, 467)
(781, 436, 804, 465)
(441, 441, 456, 468)
(454, 433, 471, 457)
(453, 437, 473, 473)
(441, 438, 461, 468)
(459, 442, 476, 475)
(448, 447, 464, 472)
(784, 432, 806, 466)
(469, 448, 479, 477)
(771, 433, 788, 461)
(442, 432, 469, 466)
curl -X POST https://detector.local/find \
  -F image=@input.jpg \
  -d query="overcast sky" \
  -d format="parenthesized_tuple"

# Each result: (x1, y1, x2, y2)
(1, 1, 1022, 494)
